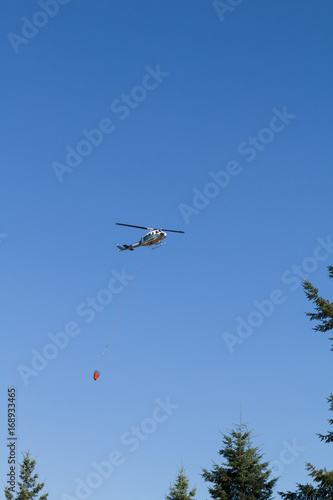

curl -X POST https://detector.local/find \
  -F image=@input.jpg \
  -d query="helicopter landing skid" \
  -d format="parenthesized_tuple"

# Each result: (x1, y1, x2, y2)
(152, 242, 166, 250)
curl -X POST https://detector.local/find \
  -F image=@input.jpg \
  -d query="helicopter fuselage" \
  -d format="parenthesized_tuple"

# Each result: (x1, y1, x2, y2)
(116, 230, 167, 251)
(141, 230, 167, 246)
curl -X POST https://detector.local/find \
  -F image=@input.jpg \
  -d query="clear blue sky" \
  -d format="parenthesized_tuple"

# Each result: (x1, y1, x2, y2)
(1, 1, 333, 499)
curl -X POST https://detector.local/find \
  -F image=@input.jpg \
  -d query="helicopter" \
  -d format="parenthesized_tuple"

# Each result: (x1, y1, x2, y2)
(115, 223, 184, 251)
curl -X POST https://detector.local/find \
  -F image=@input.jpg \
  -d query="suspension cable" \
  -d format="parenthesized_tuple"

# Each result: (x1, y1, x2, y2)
(95, 246, 150, 375)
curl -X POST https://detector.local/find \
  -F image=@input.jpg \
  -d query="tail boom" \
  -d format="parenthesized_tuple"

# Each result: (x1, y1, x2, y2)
(116, 243, 135, 251)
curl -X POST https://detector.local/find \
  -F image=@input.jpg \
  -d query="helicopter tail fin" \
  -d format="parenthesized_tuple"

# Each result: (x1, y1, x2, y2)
(116, 243, 134, 251)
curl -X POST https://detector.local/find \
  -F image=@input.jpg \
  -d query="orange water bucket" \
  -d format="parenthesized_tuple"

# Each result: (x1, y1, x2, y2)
(93, 371, 100, 381)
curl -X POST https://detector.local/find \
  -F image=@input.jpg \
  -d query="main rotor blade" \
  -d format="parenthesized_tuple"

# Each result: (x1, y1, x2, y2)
(116, 223, 151, 230)
(160, 228, 185, 233)
(116, 223, 184, 233)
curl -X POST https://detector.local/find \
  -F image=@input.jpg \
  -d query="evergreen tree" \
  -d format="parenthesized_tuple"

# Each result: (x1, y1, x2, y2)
(4, 451, 48, 500)
(202, 424, 277, 499)
(165, 465, 196, 500)
(317, 394, 333, 445)
(278, 422, 333, 499)
(278, 267, 333, 499)
(302, 265, 333, 349)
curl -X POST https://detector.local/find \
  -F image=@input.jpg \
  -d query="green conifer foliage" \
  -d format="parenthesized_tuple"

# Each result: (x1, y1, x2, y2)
(302, 265, 333, 348)
(4, 451, 48, 500)
(278, 395, 333, 499)
(165, 465, 196, 500)
(278, 460, 333, 499)
(202, 424, 277, 499)
(318, 394, 333, 444)
(278, 267, 333, 499)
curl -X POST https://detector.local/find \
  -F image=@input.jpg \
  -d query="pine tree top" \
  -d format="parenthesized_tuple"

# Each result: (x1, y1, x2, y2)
(4, 451, 48, 500)
(202, 424, 277, 500)
(166, 465, 196, 500)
